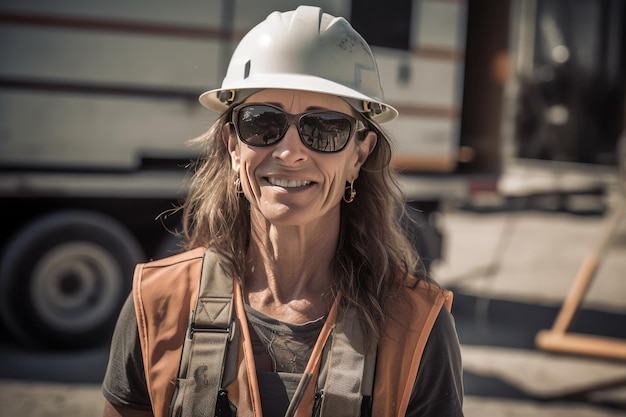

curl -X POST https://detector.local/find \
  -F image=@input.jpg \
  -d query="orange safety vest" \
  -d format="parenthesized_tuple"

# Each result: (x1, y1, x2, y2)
(133, 247, 452, 417)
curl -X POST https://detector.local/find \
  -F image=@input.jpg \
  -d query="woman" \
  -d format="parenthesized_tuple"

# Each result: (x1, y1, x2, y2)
(102, 5, 464, 417)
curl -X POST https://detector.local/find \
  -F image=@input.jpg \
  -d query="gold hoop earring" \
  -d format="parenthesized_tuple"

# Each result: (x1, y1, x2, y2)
(343, 181, 356, 203)
(234, 176, 244, 195)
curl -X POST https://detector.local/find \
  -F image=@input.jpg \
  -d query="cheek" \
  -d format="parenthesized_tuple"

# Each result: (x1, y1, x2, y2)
(335, 149, 360, 180)
(324, 158, 354, 193)
(238, 148, 268, 188)
(237, 146, 260, 169)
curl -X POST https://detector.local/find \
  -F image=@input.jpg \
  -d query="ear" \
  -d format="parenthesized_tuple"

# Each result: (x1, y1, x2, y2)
(357, 131, 377, 164)
(223, 123, 240, 171)
(350, 131, 377, 179)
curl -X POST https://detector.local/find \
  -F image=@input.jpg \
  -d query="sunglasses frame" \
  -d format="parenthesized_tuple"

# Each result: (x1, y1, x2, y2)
(231, 102, 367, 153)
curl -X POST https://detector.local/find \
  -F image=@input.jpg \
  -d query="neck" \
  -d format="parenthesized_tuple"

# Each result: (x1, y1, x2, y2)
(243, 210, 340, 323)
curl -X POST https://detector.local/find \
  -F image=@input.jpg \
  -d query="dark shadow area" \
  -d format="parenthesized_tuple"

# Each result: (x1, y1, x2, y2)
(0, 340, 110, 384)
(459, 187, 609, 217)
(451, 288, 626, 349)
(464, 371, 626, 412)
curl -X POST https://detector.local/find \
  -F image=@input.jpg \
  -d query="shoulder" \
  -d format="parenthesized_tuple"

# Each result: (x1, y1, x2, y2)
(102, 294, 152, 410)
(133, 246, 206, 288)
(423, 307, 462, 360)
(374, 280, 462, 416)
(397, 278, 459, 353)
(392, 279, 453, 321)
(401, 308, 464, 417)
(380, 278, 453, 347)
(405, 279, 451, 303)
(132, 247, 207, 322)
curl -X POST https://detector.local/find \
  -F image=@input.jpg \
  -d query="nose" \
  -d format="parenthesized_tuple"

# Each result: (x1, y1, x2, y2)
(272, 123, 308, 164)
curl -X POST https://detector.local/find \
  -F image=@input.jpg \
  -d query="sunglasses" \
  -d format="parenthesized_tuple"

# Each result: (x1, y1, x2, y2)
(231, 103, 367, 153)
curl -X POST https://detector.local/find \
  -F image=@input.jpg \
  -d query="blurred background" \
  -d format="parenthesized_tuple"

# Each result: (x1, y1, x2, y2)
(0, 0, 625, 416)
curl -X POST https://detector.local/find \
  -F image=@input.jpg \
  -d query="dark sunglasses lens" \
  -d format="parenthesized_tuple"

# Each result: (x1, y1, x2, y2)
(300, 113, 352, 152)
(237, 105, 287, 146)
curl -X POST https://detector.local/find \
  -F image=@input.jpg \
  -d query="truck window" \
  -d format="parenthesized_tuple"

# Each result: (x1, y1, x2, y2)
(350, 0, 412, 50)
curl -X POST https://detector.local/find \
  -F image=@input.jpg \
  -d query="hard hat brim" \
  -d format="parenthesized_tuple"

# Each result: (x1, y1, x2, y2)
(199, 73, 398, 124)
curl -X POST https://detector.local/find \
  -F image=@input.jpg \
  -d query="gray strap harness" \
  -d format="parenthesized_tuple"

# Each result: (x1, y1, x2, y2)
(169, 251, 236, 417)
(170, 250, 376, 417)
(318, 307, 377, 416)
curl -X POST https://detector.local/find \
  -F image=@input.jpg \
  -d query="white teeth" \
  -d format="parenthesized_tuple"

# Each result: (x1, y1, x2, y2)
(268, 178, 310, 188)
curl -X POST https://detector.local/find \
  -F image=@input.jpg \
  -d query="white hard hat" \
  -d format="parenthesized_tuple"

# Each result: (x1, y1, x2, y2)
(199, 5, 398, 123)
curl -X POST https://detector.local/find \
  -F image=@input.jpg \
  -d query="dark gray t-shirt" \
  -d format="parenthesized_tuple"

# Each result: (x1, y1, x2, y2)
(102, 294, 464, 416)
(246, 304, 325, 415)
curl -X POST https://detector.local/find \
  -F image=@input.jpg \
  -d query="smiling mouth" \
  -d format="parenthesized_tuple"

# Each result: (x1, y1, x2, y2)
(266, 177, 312, 188)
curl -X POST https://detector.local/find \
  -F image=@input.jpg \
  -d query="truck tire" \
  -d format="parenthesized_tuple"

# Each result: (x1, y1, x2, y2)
(0, 211, 144, 350)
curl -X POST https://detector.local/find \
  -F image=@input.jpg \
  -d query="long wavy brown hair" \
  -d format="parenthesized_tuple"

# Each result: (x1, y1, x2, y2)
(179, 105, 433, 338)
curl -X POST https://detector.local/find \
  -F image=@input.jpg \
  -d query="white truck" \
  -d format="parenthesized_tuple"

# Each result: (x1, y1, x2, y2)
(1, 0, 623, 349)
